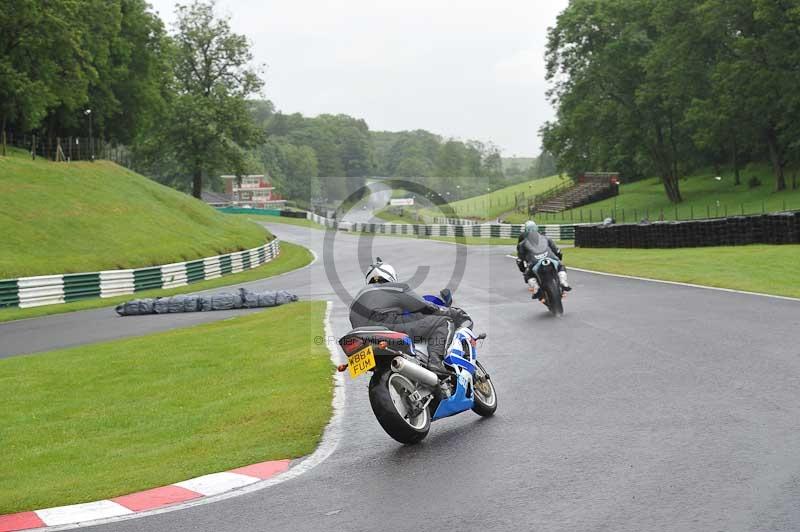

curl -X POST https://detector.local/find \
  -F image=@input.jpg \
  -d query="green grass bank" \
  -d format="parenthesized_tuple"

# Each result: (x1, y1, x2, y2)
(375, 175, 568, 223)
(0, 149, 266, 278)
(0, 241, 313, 324)
(507, 165, 800, 225)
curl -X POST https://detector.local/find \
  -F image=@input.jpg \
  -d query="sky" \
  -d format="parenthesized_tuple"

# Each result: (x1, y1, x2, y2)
(148, 0, 570, 157)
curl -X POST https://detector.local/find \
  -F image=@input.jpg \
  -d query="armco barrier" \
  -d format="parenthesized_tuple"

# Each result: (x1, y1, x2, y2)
(223, 206, 580, 242)
(304, 211, 579, 241)
(575, 212, 800, 248)
(432, 217, 477, 225)
(0, 240, 280, 309)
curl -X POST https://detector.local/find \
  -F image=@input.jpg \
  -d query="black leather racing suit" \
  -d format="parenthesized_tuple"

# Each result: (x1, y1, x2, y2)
(349, 282, 464, 373)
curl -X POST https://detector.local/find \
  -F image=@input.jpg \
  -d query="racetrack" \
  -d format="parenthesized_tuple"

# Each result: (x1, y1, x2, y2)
(3, 222, 800, 532)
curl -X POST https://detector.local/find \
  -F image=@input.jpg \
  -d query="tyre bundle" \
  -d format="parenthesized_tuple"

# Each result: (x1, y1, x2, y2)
(116, 288, 298, 316)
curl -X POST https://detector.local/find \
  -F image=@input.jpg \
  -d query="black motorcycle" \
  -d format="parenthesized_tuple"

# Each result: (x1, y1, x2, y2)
(526, 255, 564, 316)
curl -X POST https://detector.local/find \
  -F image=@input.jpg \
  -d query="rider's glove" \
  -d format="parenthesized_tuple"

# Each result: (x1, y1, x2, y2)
(448, 307, 471, 326)
(516, 258, 526, 273)
(557, 251, 563, 261)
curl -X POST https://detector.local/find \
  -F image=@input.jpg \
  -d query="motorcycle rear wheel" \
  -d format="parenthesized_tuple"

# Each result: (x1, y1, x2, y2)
(369, 370, 431, 444)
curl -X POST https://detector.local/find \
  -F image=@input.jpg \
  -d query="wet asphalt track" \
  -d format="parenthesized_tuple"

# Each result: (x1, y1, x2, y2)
(2, 222, 800, 532)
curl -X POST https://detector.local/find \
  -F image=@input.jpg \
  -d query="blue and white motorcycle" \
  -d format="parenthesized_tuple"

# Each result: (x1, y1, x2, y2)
(338, 290, 497, 444)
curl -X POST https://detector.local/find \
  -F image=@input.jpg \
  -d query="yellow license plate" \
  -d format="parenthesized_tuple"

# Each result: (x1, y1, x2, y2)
(348, 345, 376, 379)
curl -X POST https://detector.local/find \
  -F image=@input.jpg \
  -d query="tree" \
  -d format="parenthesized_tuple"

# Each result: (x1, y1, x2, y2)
(694, 0, 800, 191)
(481, 143, 504, 180)
(161, 0, 263, 198)
(0, 1, 86, 142)
(543, 0, 698, 202)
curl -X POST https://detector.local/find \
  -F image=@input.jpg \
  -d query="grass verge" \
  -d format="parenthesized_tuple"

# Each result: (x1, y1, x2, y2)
(567, 244, 800, 298)
(0, 301, 332, 514)
(506, 164, 800, 225)
(235, 214, 323, 229)
(375, 175, 568, 223)
(0, 242, 313, 324)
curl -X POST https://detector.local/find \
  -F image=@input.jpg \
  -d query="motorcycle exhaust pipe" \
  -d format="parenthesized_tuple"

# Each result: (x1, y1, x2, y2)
(391, 357, 439, 388)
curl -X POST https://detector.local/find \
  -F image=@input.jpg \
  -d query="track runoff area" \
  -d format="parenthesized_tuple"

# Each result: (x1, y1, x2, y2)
(4, 221, 799, 532)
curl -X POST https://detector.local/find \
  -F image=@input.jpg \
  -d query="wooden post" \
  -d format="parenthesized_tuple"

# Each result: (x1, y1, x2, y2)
(31, 134, 36, 160)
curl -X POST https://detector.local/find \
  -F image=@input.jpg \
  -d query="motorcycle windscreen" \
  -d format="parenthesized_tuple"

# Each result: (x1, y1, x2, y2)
(522, 232, 550, 256)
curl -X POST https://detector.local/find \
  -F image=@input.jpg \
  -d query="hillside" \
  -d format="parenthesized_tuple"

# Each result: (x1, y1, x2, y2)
(501, 157, 537, 172)
(0, 150, 268, 278)
(444, 174, 568, 220)
(505, 165, 800, 225)
(375, 174, 568, 223)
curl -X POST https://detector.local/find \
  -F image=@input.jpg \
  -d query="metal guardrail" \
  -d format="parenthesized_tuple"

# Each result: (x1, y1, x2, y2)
(305, 211, 579, 241)
(0, 241, 280, 309)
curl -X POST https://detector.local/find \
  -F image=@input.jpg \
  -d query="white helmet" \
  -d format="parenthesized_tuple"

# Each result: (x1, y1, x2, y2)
(365, 258, 397, 284)
(525, 220, 538, 233)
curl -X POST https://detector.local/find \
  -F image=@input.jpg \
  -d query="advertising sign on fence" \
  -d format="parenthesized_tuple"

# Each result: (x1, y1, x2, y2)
(390, 198, 414, 206)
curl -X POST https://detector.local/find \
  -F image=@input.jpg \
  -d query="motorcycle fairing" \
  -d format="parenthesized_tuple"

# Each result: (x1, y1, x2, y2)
(432, 369, 473, 420)
(531, 257, 561, 276)
(432, 326, 479, 420)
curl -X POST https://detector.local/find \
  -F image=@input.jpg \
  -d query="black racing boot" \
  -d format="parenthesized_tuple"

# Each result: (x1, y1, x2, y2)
(426, 358, 451, 379)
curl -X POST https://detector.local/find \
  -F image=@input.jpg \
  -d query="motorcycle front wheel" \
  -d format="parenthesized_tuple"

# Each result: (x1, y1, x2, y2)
(542, 274, 564, 316)
(369, 370, 431, 444)
(471, 361, 497, 417)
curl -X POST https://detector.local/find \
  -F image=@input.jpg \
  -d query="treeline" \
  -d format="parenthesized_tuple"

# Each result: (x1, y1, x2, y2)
(247, 108, 552, 205)
(2, 0, 265, 199)
(1, 0, 549, 207)
(247, 102, 371, 207)
(542, 0, 800, 203)
(370, 130, 505, 200)
(1, 0, 168, 147)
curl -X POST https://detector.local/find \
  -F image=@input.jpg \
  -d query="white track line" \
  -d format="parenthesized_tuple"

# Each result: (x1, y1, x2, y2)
(38, 300, 346, 531)
(503, 254, 800, 302)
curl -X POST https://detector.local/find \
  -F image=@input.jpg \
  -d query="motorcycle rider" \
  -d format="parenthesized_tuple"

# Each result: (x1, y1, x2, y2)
(349, 259, 469, 376)
(515, 220, 571, 297)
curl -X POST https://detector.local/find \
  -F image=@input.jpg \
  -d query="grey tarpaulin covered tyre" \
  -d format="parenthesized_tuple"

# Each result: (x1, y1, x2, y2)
(116, 288, 298, 316)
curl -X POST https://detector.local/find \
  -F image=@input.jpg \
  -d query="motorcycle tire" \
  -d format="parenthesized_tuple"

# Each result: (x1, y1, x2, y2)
(369, 370, 431, 444)
(471, 361, 497, 417)
(542, 274, 564, 316)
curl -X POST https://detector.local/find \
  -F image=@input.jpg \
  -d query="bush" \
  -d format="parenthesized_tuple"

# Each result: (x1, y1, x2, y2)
(748, 176, 762, 189)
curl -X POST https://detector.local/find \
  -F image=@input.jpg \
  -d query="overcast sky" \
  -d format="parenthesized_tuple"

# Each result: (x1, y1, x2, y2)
(148, 0, 569, 157)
